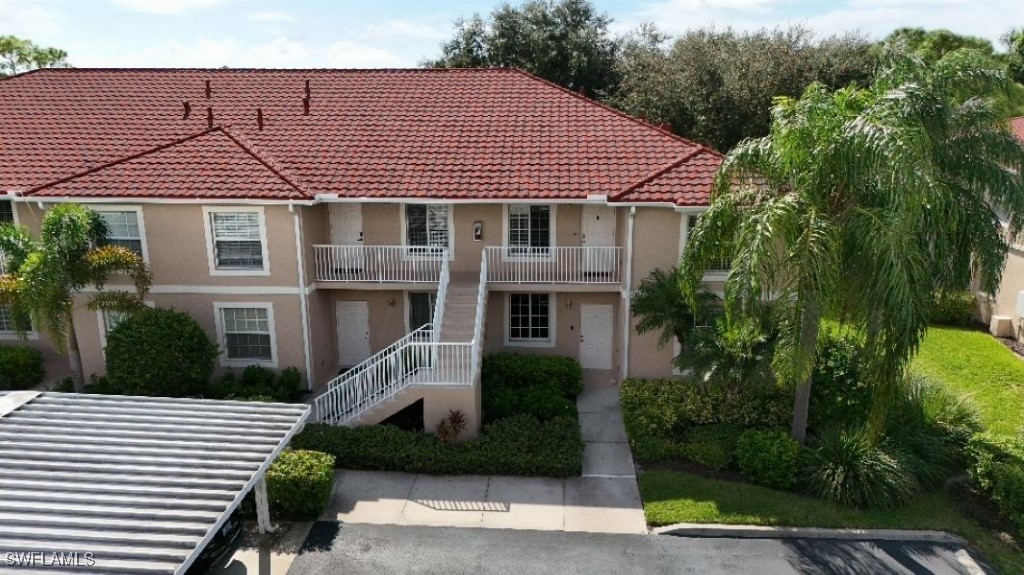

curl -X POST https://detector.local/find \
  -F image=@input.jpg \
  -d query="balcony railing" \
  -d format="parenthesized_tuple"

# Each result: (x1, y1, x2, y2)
(484, 246, 622, 284)
(313, 245, 446, 283)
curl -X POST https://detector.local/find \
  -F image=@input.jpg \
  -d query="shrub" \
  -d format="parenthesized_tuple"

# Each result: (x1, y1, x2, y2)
(105, 308, 218, 397)
(929, 290, 977, 327)
(967, 433, 1024, 535)
(291, 415, 584, 478)
(809, 331, 873, 431)
(735, 429, 800, 490)
(435, 410, 467, 443)
(0, 345, 44, 390)
(210, 366, 303, 403)
(681, 424, 740, 470)
(264, 449, 335, 520)
(483, 381, 576, 423)
(801, 425, 915, 509)
(482, 353, 583, 398)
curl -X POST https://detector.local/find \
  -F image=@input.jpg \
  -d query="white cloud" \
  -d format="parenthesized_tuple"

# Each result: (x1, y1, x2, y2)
(324, 40, 402, 68)
(0, 0, 65, 39)
(246, 11, 295, 23)
(361, 20, 449, 41)
(109, 0, 246, 16)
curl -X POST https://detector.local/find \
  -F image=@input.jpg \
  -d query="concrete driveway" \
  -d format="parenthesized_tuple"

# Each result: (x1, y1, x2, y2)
(321, 384, 647, 534)
(287, 523, 992, 575)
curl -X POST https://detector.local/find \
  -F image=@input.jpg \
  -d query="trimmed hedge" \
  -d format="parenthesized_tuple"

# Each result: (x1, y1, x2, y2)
(482, 353, 583, 423)
(0, 345, 44, 390)
(265, 449, 335, 520)
(620, 377, 791, 464)
(211, 366, 302, 403)
(929, 290, 977, 327)
(968, 433, 1024, 535)
(292, 415, 584, 477)
(105, 308, 219, 397)
(735, 429, 800, 490)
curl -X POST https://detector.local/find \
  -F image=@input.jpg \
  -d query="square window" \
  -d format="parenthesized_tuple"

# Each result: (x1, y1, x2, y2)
(508, 205, 551, 256)
(406, 204, 449, 255)
(99, 211, 144, 258)
(220, 307, 274, 363)
(688, 215, 731, 272)
(508, 293, 551, 342)
(210, 212, 265, 271)
(0, 201, 14, 225)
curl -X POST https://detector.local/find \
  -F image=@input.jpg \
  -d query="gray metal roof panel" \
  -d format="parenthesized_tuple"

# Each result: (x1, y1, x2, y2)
(0, 391, 309, 574)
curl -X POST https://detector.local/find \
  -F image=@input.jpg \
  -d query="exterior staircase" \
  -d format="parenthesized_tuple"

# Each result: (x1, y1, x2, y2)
(311, 252, 488, 428)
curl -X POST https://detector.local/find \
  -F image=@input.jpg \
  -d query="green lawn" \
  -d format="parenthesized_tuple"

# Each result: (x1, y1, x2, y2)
(641, 470, 1024, 574)
(911, 326, 1024, 436)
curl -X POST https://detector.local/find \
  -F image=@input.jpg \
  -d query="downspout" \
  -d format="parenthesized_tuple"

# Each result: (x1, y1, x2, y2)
(291, 203, 314, 392)
(622, 206, 636, 381)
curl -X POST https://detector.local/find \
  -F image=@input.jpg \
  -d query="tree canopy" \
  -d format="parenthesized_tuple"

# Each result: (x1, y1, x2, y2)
(427, 0, 619, 98)
(0, 35, 69, 77)
(681, 46, 1024, 441)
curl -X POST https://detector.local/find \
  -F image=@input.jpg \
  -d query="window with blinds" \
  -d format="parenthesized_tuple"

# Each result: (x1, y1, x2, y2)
(99, 211, 144, 258)
(220, 306, 274, 362)
(210, 212, 265, 270)
(405, 204, 450, 254)
(508, 205, 551, 256)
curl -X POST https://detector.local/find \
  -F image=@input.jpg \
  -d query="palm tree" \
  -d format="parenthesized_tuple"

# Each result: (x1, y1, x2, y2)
(631, 266, 720, 363)
(682, 46, 1024, 442)
(0, 204, 152, 392)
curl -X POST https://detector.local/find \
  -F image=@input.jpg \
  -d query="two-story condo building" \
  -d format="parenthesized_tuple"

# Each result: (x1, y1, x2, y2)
(0, 68, 723, 435)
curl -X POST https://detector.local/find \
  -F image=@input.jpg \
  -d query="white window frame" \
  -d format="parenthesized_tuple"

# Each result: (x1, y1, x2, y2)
(400, 203, 454, 260)
(203, 206, 271, 276)
(502, 204, 557, 261)
(213, 302, 278, 368)
(94, 205, 149, 263)
(0, 305, 37, 340)
(681, 211, 729, 280)
(97, 300, 155, 351)
(504, 292, 556, 348)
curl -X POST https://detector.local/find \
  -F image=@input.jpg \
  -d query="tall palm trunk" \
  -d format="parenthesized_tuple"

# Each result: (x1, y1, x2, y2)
(65, 311, 85, 393)
(791, 375, 812, 443)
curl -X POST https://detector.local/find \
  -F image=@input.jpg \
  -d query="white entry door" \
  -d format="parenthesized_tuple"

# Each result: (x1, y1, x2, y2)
(579, 303, 613, 370)
(336, 301, 370, 367)
(581, 205, 616, 274)
(329, 204, 364, 270)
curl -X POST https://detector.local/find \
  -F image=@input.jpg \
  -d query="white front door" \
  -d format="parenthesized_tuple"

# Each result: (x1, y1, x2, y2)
(581, 205, 616, 273)
(579, 303, 613, 370)
(329, 204, 364, 270)
(336, 301, 370, 367)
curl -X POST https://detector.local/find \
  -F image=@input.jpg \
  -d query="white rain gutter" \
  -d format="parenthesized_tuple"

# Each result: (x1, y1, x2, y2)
(291, 203, 314, 391)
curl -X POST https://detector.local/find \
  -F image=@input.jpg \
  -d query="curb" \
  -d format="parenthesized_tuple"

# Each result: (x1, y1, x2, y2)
(651, 523, 968, 545)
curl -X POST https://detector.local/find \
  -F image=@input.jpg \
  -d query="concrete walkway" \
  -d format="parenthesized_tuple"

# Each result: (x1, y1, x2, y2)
(321, 382, 647, 534)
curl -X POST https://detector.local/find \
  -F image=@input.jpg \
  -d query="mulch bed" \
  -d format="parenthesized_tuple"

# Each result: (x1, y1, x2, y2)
(997, 337, 1024, 359)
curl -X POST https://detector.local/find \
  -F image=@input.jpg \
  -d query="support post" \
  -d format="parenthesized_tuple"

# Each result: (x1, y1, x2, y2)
(254, 476, 275, 534)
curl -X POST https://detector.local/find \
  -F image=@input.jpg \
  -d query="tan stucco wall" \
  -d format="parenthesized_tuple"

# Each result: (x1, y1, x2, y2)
(987, 247, 1024, 338)
(627, 207, 684, 379)
(483, 290, 621, 370)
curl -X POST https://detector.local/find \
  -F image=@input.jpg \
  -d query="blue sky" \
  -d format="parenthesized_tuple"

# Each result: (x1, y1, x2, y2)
(2, 0, 1022, 68)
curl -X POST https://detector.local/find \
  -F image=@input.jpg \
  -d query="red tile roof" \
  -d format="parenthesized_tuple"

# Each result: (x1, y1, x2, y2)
(0, 68, 719, 205)
(1012, 116, 1024, 144)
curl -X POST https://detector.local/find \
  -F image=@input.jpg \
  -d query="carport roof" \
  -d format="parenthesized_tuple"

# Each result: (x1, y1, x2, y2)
(0, 390, 309, 574)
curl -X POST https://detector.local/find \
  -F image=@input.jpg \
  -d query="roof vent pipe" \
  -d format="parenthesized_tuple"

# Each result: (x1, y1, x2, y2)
(257, 107, 264, 131)
(302, 97, 310, 116)
(183, 100, 191, 118)
(304, 79, 310, 99)
(207, 107, 214, 129)
(205, 79, 212, 99)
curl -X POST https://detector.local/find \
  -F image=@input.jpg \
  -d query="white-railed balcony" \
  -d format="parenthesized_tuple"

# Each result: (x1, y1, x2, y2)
(484, 246, 622, 285)
(313, 245, 446, 283)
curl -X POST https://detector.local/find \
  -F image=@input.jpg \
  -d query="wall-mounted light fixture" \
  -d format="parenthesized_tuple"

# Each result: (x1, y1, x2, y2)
(473, 221, 483, 241)
(565, 298, 573, 308)
(387, 297, 396, 307)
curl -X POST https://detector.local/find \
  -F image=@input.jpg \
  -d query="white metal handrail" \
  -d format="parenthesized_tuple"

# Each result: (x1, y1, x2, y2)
(432, 257, 450, 344)
(470, 252, 488, 380)
(407, 342, 474, 386)
(313, 324, 435, 423)
(484, 246, 622, 284)
(313, 245, 447, 283)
